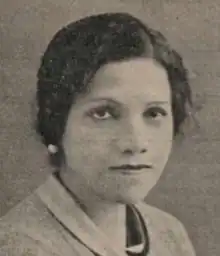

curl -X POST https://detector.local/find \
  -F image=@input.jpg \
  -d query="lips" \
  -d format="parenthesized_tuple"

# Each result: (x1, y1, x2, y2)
(108, 164, 152, 171)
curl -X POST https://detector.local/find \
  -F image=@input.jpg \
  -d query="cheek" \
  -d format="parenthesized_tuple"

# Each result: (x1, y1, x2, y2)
(151, 121, 173, 161)
(63, 125, 114, 166)
(157, 137, 172, 158)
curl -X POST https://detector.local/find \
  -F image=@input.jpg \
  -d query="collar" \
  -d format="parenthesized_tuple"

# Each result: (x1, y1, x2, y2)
(126, 205, 145, 253)
(36, 174, 129, 256)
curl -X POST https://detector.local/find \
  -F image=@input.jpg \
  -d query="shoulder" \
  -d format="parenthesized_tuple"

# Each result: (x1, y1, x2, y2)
(137, 202, 186, 231)
(0, 224, 55, 255)
(0, 193, 62, 256)
(136, 202, 196, 256)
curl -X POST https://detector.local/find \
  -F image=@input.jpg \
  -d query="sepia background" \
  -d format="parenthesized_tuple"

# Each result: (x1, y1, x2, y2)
(0, 0, 220, 255)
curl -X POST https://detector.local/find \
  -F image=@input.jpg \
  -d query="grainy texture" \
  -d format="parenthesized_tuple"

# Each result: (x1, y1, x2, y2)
(0, 1, 220, 255)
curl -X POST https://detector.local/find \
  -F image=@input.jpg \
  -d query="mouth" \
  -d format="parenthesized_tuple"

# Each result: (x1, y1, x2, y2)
(108, 164, 152, 172)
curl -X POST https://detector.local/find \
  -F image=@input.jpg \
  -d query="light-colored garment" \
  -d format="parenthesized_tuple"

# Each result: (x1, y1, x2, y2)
(0, 175, 196, 256)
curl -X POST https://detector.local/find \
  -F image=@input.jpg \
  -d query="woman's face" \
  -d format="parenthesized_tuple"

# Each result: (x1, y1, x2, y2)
(62, 58, 173, 204)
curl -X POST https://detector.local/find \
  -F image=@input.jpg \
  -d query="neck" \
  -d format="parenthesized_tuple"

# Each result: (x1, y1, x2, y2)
(59, 170, 127, 249)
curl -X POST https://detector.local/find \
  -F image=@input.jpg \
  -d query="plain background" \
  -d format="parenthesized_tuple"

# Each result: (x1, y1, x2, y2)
(0, 0, 220, 255)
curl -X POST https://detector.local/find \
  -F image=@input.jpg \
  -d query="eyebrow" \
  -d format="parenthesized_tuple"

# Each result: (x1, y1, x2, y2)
(88, 98, 119, 105)
(87, 97, 169, 106)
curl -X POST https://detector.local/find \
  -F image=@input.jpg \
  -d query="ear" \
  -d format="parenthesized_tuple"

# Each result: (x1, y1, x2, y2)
(30, 94, 41, 140)
(49, 144, 65, 170)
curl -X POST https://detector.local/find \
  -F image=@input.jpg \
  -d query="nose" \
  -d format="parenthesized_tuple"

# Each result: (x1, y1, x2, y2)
(117, 121, 148, 156)
(123, 147, 147, 155)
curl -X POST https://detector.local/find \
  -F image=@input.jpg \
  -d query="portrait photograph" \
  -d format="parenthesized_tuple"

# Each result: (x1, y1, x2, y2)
(0, 1, 220, 256)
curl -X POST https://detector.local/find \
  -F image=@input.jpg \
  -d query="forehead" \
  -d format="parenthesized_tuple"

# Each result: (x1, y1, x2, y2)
(85, 58, 171, 103)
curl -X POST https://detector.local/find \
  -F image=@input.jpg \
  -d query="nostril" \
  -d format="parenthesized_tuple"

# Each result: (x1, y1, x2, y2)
(123, 149, 133, 155)
(122, 148, 147, 155)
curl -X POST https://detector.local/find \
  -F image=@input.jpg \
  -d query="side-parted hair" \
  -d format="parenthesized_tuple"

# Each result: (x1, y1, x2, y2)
(36, 12, 192, 154)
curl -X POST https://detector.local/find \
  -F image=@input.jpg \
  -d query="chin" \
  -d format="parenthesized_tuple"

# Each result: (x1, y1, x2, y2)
(97, 184, 154, 205)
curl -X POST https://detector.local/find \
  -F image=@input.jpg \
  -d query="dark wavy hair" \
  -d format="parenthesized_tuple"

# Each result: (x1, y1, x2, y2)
(36, 12, 192, 166)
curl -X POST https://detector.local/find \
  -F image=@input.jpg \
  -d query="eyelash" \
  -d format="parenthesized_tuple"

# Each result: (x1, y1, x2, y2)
(87, 106, 168, 121)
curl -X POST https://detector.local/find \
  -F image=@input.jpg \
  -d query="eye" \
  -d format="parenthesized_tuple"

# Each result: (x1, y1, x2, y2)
(93, 109, 111, 120)
(88, 106, 119, 120)
(144, 107, 168, 120)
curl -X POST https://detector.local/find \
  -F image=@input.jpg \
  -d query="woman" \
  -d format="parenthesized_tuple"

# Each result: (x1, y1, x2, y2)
(0, 12, 196, 256)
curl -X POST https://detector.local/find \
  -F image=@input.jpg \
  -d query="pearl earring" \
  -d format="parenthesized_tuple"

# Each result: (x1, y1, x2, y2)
(48, 144, 58, 154)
